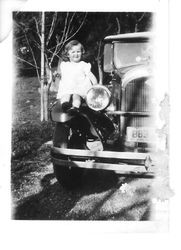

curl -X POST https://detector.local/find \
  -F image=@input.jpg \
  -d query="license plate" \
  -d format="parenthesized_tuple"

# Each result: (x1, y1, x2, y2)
(126, 127, 155, 143)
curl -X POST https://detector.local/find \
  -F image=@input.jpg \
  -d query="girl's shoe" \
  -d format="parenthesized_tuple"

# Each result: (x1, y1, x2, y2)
(62, 102, 71, 112)
(67, 107, 80, 115)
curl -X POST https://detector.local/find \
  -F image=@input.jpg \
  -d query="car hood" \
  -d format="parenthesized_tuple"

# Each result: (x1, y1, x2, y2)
(116, 64, 153, 87)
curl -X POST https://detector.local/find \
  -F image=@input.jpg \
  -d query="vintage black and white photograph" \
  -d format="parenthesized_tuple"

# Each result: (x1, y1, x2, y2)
(1, 0, 181, 248)
(10, 9, 172, 223)
(2, 1, 180, 245)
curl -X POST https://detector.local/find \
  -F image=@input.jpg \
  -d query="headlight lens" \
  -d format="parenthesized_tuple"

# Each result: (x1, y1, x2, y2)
(86, 85, 111, 111)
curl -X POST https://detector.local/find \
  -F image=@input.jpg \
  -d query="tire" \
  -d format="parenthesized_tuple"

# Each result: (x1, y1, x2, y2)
(53, 122, 84, 189)
(53, 123, 69, 148)
(53, 164, 83, 189)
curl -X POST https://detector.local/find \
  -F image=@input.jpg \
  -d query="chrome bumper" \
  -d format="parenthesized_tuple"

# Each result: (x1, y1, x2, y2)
(51, 147, 154, 175)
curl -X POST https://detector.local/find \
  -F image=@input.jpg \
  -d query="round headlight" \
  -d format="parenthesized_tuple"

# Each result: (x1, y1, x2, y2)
(86, 85, 111, 111)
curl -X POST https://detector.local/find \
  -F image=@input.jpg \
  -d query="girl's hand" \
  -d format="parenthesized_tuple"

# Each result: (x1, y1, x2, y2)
(55, 73, 61, 78)
(53, 71, 61, 79)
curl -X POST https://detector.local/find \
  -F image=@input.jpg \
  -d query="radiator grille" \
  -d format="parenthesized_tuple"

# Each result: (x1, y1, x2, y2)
(121, 78, 153, 127)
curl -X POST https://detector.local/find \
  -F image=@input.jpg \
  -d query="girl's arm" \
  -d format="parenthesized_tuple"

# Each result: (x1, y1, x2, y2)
(87, 71, 97, 85)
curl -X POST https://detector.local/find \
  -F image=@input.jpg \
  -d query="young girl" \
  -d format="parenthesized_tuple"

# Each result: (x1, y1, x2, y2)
(56, 40, 97, 112)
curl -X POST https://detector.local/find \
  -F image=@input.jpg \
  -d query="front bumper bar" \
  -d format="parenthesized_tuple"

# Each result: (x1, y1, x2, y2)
(51, 147, 154, 175)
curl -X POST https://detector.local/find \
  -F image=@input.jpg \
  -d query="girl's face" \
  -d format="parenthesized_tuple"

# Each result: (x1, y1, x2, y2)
(67, 44, 82, 63)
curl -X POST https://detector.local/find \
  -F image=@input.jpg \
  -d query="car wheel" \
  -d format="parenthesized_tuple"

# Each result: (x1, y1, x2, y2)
(53, 122, 84, 189)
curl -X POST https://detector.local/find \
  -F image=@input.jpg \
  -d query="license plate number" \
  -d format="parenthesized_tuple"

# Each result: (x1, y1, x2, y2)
(127, 127, 155, 143)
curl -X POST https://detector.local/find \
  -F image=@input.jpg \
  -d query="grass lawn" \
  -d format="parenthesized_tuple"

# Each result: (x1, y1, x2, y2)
(12, 76, 56, 160)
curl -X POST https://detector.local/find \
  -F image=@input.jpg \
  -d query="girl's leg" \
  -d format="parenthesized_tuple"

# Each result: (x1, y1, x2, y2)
(60, 94, 71, 111)
(60, 94, 71, 104)
(72, 94, 81, 108)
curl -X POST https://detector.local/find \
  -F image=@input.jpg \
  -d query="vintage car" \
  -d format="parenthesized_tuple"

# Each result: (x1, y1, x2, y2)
(103, 31, 155, 151)
(50, 31, 155, 188)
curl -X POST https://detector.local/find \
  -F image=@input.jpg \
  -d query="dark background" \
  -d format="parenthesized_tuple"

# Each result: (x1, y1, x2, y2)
(13, 12, 153, 77)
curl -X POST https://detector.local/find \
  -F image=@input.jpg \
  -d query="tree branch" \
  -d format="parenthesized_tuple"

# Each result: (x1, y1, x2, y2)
(56, 12, 69, 52)
(24, 31, 40, 81)
(137, 13, 145, 22)
(46, 12, 57, 46)
(33, 16, 41, 41)
(15, 55, 39, 69)
(64, 12, 76, 40)
(135, 13, 145, 32)
(66, 13, 87, 41)
(56, 13, 87, 55)
(116, 17, 121, 34)
(48, 12, 69, 64)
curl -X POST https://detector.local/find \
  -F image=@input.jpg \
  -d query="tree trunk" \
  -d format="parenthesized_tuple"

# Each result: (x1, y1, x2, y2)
(40, 11, 45, 121)
(43, 85, 49, 121)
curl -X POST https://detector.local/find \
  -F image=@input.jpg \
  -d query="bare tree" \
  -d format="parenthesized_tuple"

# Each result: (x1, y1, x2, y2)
(14, 12, 87, 121)
(14, 12, 152, 121)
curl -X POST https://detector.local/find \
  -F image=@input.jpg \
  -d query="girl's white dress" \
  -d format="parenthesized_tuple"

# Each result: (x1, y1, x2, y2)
(57, 61, 93, 99)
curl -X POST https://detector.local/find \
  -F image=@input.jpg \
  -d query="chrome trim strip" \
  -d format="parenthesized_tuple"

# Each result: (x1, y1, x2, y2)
(107, 111, 152, 116)
(52, 157, 154, 175)
(52, 147, 149, 161)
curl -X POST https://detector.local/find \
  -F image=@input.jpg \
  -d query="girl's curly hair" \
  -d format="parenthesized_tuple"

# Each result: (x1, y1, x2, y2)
(61, 40, 85, 61)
